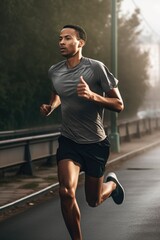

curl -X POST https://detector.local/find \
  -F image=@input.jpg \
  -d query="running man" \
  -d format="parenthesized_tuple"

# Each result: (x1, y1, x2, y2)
(40, 24, 125, 240)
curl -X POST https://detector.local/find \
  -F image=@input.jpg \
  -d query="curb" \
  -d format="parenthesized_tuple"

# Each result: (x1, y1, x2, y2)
(0, 183, 59, 212)
(1, 139, 160, 212)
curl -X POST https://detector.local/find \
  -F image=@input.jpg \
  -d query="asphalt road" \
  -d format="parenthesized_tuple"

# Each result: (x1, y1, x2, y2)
(0, 146, 160, 240)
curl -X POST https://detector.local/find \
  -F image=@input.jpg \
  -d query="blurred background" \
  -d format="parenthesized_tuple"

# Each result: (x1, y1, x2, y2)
(0, 0, 160, 131)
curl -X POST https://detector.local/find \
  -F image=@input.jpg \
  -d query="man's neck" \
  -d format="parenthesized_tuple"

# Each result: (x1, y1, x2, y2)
(66, 53, 83, 69)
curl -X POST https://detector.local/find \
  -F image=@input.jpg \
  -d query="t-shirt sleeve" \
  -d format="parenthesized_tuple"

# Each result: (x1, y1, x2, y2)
(48, 65, 54, 80)
(48, 65, 58, 94)
(94, 61, 118, 93)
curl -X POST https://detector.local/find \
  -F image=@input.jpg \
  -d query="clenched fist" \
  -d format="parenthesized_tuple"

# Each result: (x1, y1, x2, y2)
(40, 104, 54, 116)
(77, 76, 93, 100)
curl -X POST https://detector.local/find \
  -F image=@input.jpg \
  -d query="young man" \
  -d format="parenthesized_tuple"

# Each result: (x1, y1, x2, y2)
(40, 25, 125, 240)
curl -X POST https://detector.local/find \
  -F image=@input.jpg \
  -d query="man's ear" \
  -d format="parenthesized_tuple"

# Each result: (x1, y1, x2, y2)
(78, 39, 85, 48)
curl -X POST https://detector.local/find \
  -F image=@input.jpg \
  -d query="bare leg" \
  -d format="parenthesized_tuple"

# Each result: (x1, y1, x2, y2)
(58, 159, 82, 240)
(85, 174, 116, 207)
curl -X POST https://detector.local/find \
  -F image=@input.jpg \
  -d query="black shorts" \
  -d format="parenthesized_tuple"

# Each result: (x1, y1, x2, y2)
(56, 135, 110, 178)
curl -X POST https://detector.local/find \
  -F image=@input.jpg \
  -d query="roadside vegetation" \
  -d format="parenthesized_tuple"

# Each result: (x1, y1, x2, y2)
(0, 0, 150, 130)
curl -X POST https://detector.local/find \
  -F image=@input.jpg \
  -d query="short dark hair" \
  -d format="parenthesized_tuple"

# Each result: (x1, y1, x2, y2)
(62, 24, 87, 41)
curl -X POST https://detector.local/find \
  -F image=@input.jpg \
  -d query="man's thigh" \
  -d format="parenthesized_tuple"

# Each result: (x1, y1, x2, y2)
(58, 159, 81, 189)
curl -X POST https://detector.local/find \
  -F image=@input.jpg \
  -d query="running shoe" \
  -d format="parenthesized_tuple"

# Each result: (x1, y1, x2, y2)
(106, 172, 125, 205)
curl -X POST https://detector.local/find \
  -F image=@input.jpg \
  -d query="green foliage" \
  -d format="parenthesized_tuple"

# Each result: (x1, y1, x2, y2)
(0, 0, 150, 130)
(0, 0, 57, 129)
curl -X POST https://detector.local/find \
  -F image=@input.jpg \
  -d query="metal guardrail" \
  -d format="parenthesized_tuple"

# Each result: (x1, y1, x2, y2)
(0, 132, 60, 175)
(0, 118, 160, 176)
(0, 124, 61, 140)
(117, 117, 160, 141)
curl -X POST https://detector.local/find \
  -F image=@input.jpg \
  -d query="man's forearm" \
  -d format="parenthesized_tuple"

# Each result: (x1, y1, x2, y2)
(49, 94, 61, 110)
(90, 92, 124, 113)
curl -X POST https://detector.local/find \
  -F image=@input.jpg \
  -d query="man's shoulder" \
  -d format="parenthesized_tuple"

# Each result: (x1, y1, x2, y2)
(84, 57, 105, 68)
(48, 60, 66, 74)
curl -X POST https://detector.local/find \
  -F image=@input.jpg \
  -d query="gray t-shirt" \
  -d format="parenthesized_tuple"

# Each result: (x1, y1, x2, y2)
(48, 57, 118, 144)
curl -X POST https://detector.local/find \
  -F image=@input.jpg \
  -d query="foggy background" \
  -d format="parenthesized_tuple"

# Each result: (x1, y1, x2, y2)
(0, 0, 160, 131)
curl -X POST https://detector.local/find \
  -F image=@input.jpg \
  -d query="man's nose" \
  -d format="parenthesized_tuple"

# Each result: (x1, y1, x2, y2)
(59, 39, 65, 45)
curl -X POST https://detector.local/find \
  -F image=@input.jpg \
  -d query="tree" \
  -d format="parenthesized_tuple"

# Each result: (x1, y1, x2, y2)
(0, 0, 58, 129)
(118, 8, 150, 117)
(0, 0, 150, 130)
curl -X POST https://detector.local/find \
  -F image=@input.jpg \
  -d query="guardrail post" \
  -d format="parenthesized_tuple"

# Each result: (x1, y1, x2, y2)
(155, 117, 159, 129)
(136, 120, 141, 138)
(125, 122, 131, 142)
(143, 119, 147, 134)
(148, 118, 152, 134)
(158, 118, 160, 129)
(46, 140, 54, 166)
(19, 141, 33, 175)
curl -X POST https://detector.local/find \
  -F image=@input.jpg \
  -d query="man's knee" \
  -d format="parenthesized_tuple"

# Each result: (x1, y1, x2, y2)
(59, 186, 76, 201)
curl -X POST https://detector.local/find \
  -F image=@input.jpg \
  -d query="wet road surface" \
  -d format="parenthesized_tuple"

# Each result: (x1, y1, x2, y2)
(0, 146, 160, 240)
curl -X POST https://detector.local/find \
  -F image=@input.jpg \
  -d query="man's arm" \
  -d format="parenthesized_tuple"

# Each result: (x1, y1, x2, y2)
(40, 92, 61, 116)
(77, 76, 124, 113)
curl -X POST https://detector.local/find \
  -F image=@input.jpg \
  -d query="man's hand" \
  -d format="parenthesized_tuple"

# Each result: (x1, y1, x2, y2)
(77, 76, 93, 100)
(40, 104, 54, 116)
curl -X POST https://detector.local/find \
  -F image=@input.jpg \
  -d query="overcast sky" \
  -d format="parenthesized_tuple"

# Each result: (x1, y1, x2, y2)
(121, 0, 160, 86)
(121, 0, 160, 40)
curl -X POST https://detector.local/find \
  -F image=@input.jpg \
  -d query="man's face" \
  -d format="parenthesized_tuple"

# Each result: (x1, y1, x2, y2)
(59, 28, 81, 58)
